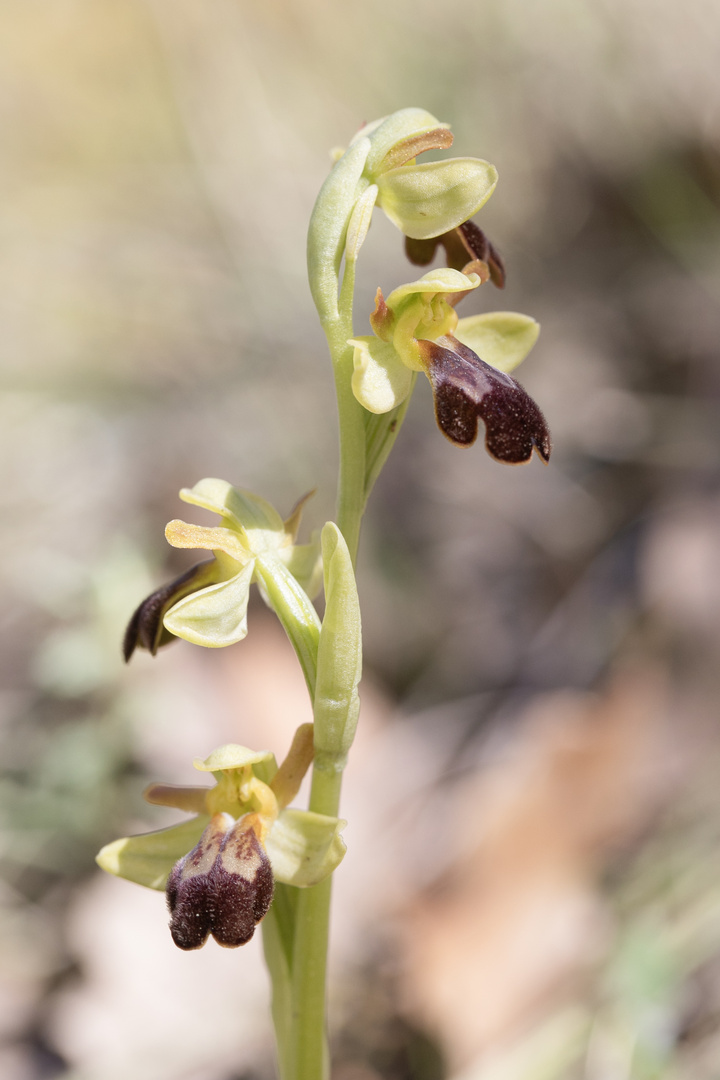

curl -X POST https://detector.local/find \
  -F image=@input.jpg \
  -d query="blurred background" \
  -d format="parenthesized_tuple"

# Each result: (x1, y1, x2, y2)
(2, 1, 720, 1078)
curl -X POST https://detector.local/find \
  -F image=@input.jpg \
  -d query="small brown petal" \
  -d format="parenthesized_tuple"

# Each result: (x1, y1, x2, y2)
(369, 286, 392, 339)
(377, 127, 454, 172)
(122, 559, 217, 662)
(418, 335, 551, 463)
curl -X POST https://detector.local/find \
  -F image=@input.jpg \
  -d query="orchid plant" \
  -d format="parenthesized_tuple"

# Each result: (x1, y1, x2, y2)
(96, 108, 550, 1080)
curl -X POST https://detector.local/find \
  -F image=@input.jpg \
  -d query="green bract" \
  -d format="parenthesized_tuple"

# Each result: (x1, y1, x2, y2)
(313, 524, 362, 768)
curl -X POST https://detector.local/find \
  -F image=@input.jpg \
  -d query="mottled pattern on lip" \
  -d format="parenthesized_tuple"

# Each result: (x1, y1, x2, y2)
(418, 335, 551, 463)
(166, 813, 274, 951)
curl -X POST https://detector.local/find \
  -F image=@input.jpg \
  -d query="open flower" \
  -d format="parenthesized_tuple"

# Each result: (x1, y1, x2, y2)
(124, 480, 321, 659)
(96, 729, 346, 950)
(349, 269, 551, 463)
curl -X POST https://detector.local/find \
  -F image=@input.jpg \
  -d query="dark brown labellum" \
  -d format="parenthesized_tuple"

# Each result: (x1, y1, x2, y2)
(123, 559, 217, 662)
(166, 814, 274, 951)
(418, 335, 551, 463)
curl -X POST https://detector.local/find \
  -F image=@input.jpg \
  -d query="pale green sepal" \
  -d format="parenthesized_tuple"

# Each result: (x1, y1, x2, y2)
(180, 479, 284, 539)
(376, 158, 498, 240)
(163, 560, 254, 647)
(454, 311, 540, 374)
(266, 809, 347, 887)
(350, 336, 413, 414)
(96, 815, 209, 891)
(281, 537, 323, 600)
(307, 138, 371, 324)
(194, 744, 276, 772)
(313, 524, 362, 763)
(356, 108, 443, 174)
(345, 184, 378, 262)
(386, 267, 480, 307)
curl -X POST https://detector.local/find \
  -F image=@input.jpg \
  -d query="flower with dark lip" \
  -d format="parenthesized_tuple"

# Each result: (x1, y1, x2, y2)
(349, 268, 550, 463)
(96, 733, 347, 951)
(123, 481, 321, 660)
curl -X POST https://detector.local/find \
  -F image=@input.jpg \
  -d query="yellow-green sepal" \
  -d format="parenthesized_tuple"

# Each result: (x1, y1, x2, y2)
(180, 478, 285, 549)
(163, 558, 255, 647)
(454, 311, 540, 373)
(376, 158, 498, 240)
(350, 336, 413, 414)
(96, 815, 209, 891)
(266, 809, 347, 887)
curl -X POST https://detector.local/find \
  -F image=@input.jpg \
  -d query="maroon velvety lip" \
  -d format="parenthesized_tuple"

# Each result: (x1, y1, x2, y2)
(418, 335, 551, 463)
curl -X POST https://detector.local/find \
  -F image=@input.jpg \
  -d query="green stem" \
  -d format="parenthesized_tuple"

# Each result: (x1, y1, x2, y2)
(284, 256, 366, 1080)
(289, 766, 342, 1080)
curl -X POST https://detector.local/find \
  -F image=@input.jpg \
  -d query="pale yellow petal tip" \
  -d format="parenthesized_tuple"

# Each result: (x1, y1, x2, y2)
(179, 478, 232, 509)
(194, 744, 275, 773)
(96, 838, 124, 877)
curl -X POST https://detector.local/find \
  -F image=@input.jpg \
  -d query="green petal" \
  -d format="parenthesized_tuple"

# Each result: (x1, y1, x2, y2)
(96, 816, 209, 891)
(266, 809, 347, 887)
(180, 479, 285, 540)
(280, 537, 323, 600)
(350, 336, 414, 413)
(194, 744, 276, 773)
(376, 158, 498, 240)
(163, 560, 255, 647)
(454, 311, 540, 374)
(386, 267, 480, 307)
